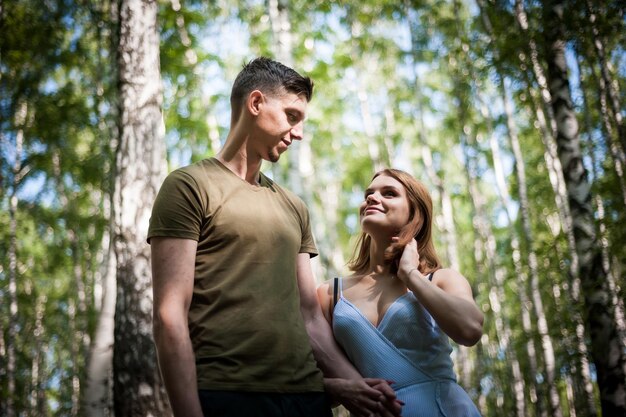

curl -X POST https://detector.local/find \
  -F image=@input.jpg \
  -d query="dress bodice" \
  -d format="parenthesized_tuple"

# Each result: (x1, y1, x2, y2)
(332, 282, 456, 387)
(331, 278, 482, 417)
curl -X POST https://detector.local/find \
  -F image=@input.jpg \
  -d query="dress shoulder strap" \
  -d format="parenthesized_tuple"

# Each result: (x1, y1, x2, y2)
(427, 272, 434, 281)
(333, 277, 339, 307)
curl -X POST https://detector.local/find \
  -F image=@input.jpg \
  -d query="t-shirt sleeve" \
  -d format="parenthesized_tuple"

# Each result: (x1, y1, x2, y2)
(298, 200, 318, 258)
(147, 168, 205, 243)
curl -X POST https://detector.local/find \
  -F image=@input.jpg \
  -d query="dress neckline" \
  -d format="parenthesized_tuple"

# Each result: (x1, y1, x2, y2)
(338, 290, 413, 329)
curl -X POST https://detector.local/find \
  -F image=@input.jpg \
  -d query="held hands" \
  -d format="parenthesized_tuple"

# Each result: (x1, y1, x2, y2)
(324, 378, 403, 417)
(395, 238, 422, 283)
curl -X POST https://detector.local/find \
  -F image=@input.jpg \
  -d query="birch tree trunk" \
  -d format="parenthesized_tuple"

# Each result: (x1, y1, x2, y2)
(383, 102, 397, 166)
(314, 169, 346, 276)
(405, 3, 477, 391)
(84, 3, 117, 414)
(502, 85, 565, 417)
(585, 51, 626, 205)
(347, 16, 388, 172)
(585, 0, 626, 157)
(6, 100, 28, 417)
(51, 147, 90, 417)
(29, 295, 46, 417)
(576, 52, 626, 353)
(514, 3, 599, 414)
(113, 0, 169, 415)
(514, 0, 578, 287)
(84, 229, 116, 417)
(358, 84, 386, 172)
(498, 72, 543, 412)
(459, 121, 524, 416)
(524, 72, 597, 417)
(72, 239, 90, 415)
(266, 0, 325, 282)
(267, 0, 303, 192)
(405, 3, 460, 273)
(6, 160, 17, 417)
(352, 61, 386, 170)
(267, 0, 292, 67)
(452, 5, 530, 412)
(543, 1, 626, 415)
(478, 9, 550, 412)
(486, 111, 530, 417)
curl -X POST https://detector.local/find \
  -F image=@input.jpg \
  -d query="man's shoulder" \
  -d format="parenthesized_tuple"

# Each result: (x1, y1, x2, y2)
(166, 158, 222, 182)
(174, 157, 217, 174)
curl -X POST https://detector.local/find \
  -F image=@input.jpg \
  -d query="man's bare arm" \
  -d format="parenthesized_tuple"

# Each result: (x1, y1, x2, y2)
(151, 237, 203, 417)
(296, 253, 402, 417)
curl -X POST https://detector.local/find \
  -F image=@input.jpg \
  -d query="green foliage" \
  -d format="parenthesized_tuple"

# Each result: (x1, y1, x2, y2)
(1, 0, 115, 415)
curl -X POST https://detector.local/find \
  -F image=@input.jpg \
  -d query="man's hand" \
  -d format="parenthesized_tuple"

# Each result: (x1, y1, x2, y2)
(324, 378, 403, 417)
(364, 379, 403, 416)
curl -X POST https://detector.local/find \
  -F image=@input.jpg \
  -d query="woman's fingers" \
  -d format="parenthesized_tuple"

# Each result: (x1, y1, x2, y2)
(363, 379, 403, 416)
(363, 378, 395, 399)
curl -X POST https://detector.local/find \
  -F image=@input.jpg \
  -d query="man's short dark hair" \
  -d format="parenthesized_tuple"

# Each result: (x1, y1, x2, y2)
(230, 57, 314, 117)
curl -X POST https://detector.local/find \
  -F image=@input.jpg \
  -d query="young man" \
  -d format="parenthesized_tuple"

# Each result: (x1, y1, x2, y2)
(149, 57, 401, 417)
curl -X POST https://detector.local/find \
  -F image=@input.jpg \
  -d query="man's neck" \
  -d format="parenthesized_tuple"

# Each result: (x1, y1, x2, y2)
(216, 137, 263, 185)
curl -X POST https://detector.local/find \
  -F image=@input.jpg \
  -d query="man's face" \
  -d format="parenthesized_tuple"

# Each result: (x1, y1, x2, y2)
(253, 91, 308, 163)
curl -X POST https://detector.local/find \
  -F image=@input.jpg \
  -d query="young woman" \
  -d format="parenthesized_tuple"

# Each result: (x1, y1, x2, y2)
(318, 169, 483, 417)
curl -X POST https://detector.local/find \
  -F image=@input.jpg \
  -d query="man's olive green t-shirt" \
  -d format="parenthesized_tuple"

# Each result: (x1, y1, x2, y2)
(148, 158, 323, 393)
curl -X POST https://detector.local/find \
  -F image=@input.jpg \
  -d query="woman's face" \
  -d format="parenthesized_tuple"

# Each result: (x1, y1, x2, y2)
(359, 174, 411, 235)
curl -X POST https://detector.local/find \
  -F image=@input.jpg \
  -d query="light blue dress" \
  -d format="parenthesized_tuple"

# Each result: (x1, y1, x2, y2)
(332, 277, 482, 417)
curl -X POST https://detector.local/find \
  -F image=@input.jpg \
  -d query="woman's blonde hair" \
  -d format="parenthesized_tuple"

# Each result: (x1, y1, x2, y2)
(347, 168, 442, 274)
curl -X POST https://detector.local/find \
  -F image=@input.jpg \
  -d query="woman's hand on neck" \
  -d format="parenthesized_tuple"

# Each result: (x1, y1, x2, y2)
(396, 239, 421, 283)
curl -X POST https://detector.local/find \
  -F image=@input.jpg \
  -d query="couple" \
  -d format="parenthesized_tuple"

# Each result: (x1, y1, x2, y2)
(149, 57, 483, 417)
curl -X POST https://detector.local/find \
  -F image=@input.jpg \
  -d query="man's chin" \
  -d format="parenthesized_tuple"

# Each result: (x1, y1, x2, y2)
(266, 148, 287, 163)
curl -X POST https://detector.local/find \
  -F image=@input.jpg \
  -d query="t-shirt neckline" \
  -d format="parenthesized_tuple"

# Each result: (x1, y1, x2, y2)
(210, 157, 270, 191)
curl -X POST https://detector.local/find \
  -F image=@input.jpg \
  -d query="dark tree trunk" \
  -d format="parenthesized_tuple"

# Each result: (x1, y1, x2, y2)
(543, 1, 626, 415)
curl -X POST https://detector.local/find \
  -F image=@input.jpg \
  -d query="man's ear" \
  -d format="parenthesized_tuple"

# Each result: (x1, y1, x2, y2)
(247, 90, 264, 116)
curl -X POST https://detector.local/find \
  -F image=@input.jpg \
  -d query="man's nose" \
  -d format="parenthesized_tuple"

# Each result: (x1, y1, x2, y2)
(290, 122, 303, 141)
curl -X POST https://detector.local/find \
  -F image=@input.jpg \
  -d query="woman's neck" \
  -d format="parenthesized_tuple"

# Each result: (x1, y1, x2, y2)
(366, 237, 392, 277)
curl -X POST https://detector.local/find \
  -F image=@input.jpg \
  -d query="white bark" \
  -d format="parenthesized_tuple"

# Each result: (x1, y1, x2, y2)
(585, 0, 626, 156)
(29, 295, 46, 417)
(114, 0, 169, 415)
(84, 230, 116, 417)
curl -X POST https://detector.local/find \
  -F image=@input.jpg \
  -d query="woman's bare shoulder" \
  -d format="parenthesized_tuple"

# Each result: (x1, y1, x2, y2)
(431, 268, 474, 295)
(431, 267, 465, 280)
(341, 273, 366, 288)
